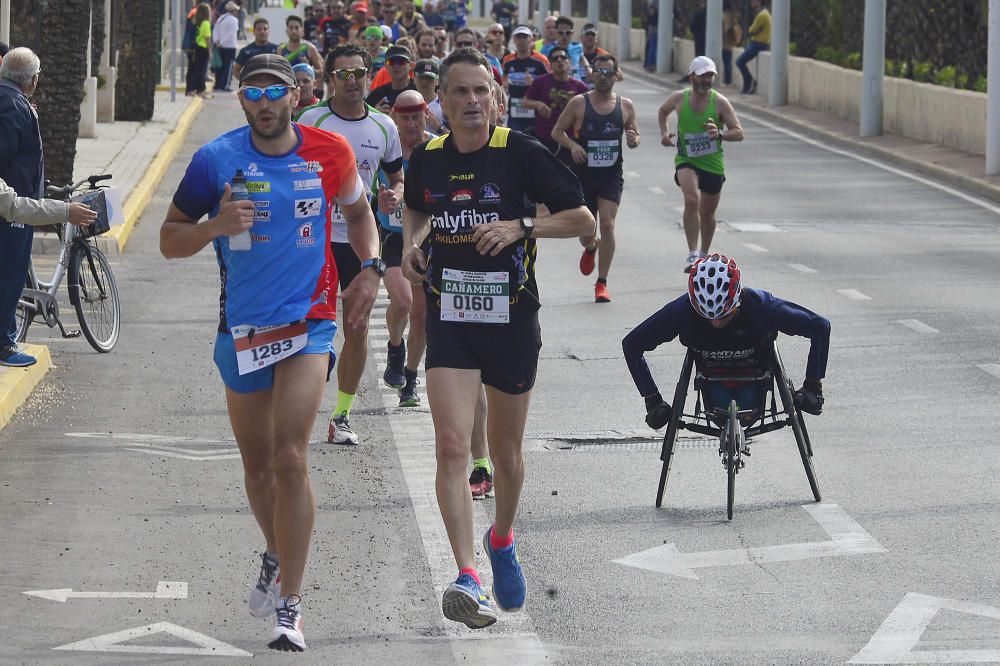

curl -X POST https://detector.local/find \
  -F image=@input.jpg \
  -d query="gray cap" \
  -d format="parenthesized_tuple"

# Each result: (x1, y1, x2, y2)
(239, 53, 296, 86)
(581, 23, 598, 35)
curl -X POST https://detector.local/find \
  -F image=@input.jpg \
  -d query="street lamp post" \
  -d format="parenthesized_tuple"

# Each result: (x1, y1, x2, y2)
(860, 0, 886, 138)
(617, 0, 630, 61)
(705, 0, 722, 76)
(768, 0, 789, 106)
(987, 0, 1000, 175)
(656, 0, 673, 75)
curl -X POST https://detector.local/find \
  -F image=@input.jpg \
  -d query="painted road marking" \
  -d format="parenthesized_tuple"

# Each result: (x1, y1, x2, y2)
(896, 319, 940, 334)
(370, 289, 547, 662)
(849, 593, 1000, 664)
(614, 503, 886, 580)
(978, 364, 1000, 380)
(742, 243, 769, 253)
(65, 432, 241, 461)
(673, 205, 685, 214)
(648, 186, 666, 195)
(25, 581, 187, 603)
(727, 222, 783, 232)
(626, 170, 640, 179)
(788, 263, 818, 274)
(54, 622, 251, 657)
(838, 289, 872, 301)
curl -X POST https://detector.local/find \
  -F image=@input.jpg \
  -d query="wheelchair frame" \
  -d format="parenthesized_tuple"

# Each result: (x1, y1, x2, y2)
(654, 340, 821, 517)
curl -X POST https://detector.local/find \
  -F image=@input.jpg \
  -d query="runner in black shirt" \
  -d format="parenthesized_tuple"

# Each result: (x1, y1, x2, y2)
(401, 48, 594, 630)
(232, 18, 278, 82)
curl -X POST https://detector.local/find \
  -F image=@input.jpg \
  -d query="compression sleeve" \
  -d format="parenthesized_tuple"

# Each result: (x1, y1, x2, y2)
(749, 289, 830, 380)
(622, 295, 691, 397)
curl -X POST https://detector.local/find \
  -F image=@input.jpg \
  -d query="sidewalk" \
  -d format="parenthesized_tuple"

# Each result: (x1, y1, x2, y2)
(4, 90, 203, 432)
(620, 62, 1000, 206)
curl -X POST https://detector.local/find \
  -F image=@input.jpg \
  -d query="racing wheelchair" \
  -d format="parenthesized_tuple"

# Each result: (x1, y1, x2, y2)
(654, 340, 821, 520)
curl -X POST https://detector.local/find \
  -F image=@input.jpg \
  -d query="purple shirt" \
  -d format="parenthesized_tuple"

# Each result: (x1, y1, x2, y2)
(524, 73, 589, 141)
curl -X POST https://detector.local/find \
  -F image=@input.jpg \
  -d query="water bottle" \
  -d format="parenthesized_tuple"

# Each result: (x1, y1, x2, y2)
(229, 168, 252, 251)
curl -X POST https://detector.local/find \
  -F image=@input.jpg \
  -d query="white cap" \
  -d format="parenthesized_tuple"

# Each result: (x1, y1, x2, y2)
(380, 24, 393, 40)
(688, 55, 717, 76)
(512, 24, 533, 37)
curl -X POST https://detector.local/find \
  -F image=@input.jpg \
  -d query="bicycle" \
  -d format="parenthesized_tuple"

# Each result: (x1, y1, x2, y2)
(15, 174, 121, 353)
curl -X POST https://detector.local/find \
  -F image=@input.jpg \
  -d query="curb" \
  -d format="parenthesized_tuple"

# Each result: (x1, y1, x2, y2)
(106, 95, 205, 253)
(619, 63, 1000, 206)
(0, 345, 53, 432)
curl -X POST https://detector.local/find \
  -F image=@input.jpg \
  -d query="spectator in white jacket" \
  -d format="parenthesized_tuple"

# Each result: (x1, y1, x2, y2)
(213, 2, 241, 91)
(0, 177, 96, 228)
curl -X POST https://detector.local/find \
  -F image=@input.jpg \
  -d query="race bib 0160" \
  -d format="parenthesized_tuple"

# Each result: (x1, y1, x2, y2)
(231, 321, 308, 375)
(683, 131, 718, 158)
(440, 269, 510, 323)
(587, 139, 620, 167)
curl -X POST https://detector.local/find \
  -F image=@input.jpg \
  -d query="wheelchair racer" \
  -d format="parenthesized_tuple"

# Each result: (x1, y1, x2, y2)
(622, 254, 829, 429)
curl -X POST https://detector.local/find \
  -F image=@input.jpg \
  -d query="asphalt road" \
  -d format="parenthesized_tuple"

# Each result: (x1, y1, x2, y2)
(2, 77, 1000, 665)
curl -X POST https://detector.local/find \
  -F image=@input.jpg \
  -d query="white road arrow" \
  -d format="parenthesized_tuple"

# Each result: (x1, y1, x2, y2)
(54, 622, 251, 657)
(24, 581, 188, 603)
(614, 504, 886, 579)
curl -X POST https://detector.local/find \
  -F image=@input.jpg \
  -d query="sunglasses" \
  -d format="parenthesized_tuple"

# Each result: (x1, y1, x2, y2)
(593, 67, 615, 76)
(239, 85, 293, 101)
(333, 67, 368, 80)
(557, 30, 573, 35)
(550, 54, 569, 62)
(387, 57, 409, 65)
(456, 41, 475, 48)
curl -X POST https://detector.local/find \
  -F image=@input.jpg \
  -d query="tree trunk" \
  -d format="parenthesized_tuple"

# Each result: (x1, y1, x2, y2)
(9, 0, 92, 187)
(114, 0, 162, 120)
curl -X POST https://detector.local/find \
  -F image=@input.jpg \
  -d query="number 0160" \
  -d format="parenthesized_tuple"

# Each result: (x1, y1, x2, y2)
(451, 295, 494, 311)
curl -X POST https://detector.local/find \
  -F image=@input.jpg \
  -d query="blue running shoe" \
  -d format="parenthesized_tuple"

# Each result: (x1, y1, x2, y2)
(0, 346, 36, 368)
(441, 573, 497, 629)
(483, 527, 526, 611)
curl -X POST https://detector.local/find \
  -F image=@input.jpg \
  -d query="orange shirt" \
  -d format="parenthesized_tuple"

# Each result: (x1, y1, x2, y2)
(370, 65, 414, 90)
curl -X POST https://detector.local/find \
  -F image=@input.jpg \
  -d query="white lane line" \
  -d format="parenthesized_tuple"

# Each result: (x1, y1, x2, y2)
(838, 289, 872, 301)
(373, 288, 548, 662)
(788, 263, 818, 274)
(625, 170, 640, 179)
(746, 113, 1000, 216)
(728, 222, 783, 232)
(977, 364, 1000, 380)
(896, 319, 939, 334)
(648, 186, 666, 195)
(742, 243, 768, 253)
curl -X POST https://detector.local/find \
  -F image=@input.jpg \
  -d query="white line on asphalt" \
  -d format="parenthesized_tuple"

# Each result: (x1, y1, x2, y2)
(788, 263, 818, 274)
(613, 503, 886, 579)
(372, 290, 548, 662)
(896, 319, 939, 334)
(742, 243, 769, 253)
(25, 582, 188, 603)
(849, 593, 1000, 663)
(728, 221, 783, 232)
(648, 186, 666, 195)
(746, 114, 1000, 217)
(838, 289, 872, 301)
(626, 170, 640, 179)
(977, 364, 1000, 380)
(54, 622, 251, 657)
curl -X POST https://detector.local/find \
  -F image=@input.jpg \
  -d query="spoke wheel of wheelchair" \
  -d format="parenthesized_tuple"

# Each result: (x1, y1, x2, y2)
(725, 400, 740, 520)
(656, 352, 694, 508)
(69, 242, 120, 352)
(773, 345, 821, 502)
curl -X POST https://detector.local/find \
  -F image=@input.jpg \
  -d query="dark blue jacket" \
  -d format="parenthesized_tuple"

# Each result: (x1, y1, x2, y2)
(0, 79, 44, 224)
(622, 288, 830, 397)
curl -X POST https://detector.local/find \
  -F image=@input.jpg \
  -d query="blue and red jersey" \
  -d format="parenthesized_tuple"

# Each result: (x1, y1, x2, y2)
(172, 123, 361, 332)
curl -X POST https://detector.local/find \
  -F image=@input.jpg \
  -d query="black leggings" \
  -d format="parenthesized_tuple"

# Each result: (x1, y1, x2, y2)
(186, 46, 209, 94)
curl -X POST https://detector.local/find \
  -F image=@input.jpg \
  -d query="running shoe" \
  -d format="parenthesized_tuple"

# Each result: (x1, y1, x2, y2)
(469, 467, 494, 499)
(579, 245, 597, 276)
(398, 377, 420, 407)
(383, 342, 406, 388)
(249, 552, 280, 617)
(441, 573, 498, 629)
(0, 345, 37, 367)
(328, 414, 360, 445)
(594, 282, 611, 303)
(268, 594, 306, 651)
(683, 251, 700, 274)
(483, 526, 526, 611)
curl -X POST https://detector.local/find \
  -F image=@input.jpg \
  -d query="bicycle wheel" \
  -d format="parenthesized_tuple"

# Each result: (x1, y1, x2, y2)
(14, 274, 37, 342)
(726, 399, 739, 520)
(69, 242, 120, 352)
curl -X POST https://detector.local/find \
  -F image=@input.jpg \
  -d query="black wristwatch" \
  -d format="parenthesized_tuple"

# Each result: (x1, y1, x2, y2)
(519, 216, 535, 239)
(360, 257, 386, 277)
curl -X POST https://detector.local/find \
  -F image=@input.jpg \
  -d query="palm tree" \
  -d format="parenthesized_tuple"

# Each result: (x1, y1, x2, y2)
(114, 0, 163, 121)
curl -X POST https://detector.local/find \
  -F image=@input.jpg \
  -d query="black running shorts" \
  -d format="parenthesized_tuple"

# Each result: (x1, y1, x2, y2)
(331, 241, 361, 290)
(675, 163, 726, 195)
(578, 168, 624, 215)
(380, 229, 403, 268)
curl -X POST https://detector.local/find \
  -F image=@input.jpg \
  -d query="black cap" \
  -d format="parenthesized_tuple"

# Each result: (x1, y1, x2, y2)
(582, 23, 598, 35)
(239, 53, 296, 86)
(413, 59, 439, 78)
(386, 45, 413, 62)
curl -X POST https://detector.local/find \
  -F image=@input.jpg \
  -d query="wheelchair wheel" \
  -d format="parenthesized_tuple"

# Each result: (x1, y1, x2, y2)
(656, 352, 694, 508)
(726, 400, 739, 520)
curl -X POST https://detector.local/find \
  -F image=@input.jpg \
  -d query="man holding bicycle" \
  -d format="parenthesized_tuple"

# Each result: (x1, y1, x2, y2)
(622, 254, 830, 428)
(160, 54, 380, 652)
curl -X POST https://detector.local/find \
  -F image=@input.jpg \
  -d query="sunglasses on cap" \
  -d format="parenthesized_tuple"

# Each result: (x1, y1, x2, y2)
(239, 85, 293, 102)
(333, 67, 368, 80)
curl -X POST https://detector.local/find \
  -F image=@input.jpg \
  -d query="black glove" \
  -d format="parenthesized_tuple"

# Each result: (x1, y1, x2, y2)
(794, 378, 824, 415)
(644, 392, 673, 429)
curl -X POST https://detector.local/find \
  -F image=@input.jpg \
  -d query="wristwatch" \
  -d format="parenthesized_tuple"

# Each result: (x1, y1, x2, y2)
(519, 216, 535, 239)
(360, 257, 387, 277)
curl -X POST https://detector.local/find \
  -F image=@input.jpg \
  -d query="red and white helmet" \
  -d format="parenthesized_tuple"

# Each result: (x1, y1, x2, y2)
(688, 253, 742, 319)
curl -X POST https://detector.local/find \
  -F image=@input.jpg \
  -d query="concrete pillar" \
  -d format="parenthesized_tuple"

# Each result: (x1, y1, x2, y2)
(98, 0, 116, 121)
(768, 0, 789, 106)
(1, 0, 9, 43)
(988, 0, 1000, 174)
(169, 0, 179, 101)
(537, 0, 548, 32)
(560, 0, 571, 17)
(859, 0, 886, 137)
(587, 0, 598, 26)
(656, 0, 673, 74)
(617, 0, 630, 61)
(705, 0, 722, 77)
(519, 0, 529, 27)
(79, 4, 98, 138)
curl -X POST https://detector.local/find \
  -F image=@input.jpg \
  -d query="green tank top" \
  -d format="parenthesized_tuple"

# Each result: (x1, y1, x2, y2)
(675, 89, 725, 175)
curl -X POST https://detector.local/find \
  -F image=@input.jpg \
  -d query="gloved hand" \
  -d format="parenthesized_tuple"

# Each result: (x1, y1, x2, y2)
(644, 392, 673, 429)
(794, 378, 824, 415)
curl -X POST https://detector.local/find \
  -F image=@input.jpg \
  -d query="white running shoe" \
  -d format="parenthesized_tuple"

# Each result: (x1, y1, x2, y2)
(249, 552, 280, 618)
(328, 414, 360, 445)
(268, 595, 306, 652)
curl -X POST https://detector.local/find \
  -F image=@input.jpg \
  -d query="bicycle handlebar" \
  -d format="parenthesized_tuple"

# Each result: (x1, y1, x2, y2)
(45, 174, 113, 198)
